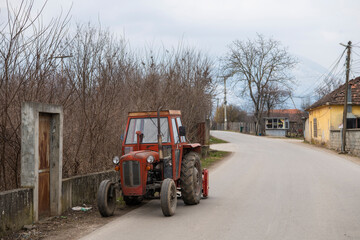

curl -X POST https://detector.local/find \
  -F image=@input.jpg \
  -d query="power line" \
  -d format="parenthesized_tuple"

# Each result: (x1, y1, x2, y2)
(296, 48, 347, 97)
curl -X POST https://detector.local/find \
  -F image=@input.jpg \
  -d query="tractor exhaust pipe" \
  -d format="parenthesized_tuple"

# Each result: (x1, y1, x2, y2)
(157, 107, 163, 160)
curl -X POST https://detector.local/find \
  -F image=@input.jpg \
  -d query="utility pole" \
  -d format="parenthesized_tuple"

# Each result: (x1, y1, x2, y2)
(224, 76, 227, 131)
(341, 41, 352, 153)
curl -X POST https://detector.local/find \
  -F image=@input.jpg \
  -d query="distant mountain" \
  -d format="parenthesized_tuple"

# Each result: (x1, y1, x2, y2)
(291, 55, 329, 109)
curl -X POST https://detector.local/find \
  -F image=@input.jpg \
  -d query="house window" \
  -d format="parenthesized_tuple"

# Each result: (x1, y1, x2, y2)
(347, 118, 360, 129)
(265, 118, 289, 129)
(278, 119, 284, 128)
(313, 118, 317, 137)
(266, 119, 273, 129)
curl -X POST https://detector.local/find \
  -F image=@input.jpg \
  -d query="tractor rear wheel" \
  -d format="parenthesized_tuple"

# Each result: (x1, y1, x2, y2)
(123, 196, 143, 206)
(160, 178, 177, 216)
(180, 152, 202, 205)
(97, 180, 116, 217)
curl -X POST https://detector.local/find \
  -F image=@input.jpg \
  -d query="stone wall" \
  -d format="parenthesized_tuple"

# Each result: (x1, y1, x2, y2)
(61, 170, 119, 212)
(330, 129, 360, 156)
(0, 188, 33, 236)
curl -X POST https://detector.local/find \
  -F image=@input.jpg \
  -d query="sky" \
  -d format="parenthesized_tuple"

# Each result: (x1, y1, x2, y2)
(2, 0, 360, 107)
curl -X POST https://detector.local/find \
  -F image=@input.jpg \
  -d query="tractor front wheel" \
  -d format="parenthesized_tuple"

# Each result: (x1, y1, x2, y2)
(180, 152, 202, 205)
(97, 180, 116, 217)
(160, 178, 177, 216)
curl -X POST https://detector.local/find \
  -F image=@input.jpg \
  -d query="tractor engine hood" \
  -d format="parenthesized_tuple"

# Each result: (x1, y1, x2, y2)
(120, 150, 160, 162)
(120, 150, 159, 196)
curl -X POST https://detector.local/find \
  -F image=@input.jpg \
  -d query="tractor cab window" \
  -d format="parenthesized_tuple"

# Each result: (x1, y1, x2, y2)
(176, 117, 186, 142)
(125, 118, 170, 144)
(172, 118, 180, 144)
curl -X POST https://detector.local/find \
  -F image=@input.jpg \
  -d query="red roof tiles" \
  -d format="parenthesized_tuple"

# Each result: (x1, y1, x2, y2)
(307, 77, 360, 110)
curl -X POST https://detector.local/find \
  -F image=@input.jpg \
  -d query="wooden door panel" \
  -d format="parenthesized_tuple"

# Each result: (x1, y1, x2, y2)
(38, 171, 50, 216)
(38, 113, 51, 217)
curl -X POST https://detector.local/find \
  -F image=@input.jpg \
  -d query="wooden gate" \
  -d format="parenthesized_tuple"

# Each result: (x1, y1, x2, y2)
(38, 113, 51, 217)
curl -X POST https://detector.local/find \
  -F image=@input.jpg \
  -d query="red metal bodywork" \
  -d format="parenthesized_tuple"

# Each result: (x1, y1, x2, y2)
(202, 168, 209, 197)
(118, 110, 207, 198)
(120, 150, 159, 196)
(121, 111, 184, 182)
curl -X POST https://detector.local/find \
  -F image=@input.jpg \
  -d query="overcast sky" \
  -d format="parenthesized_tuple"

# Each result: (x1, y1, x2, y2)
(13, 0, 357, 68)
(2, 0, 360, 106)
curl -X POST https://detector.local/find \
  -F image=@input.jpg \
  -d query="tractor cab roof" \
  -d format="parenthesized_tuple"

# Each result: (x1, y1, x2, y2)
(128, 110, 181, 117)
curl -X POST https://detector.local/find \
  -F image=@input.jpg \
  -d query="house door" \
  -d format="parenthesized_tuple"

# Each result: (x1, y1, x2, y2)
(38, 113, 51, 217)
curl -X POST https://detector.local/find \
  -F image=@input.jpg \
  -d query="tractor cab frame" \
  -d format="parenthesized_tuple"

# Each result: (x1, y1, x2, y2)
(97, 110, 209, 217)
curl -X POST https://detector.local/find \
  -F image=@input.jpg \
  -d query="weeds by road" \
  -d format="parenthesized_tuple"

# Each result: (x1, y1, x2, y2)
(201, 150, 230, 169)
(209, 135, 229, 144)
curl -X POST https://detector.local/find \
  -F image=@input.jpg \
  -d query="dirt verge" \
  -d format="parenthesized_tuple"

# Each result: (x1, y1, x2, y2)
(1, 201, 146, 240)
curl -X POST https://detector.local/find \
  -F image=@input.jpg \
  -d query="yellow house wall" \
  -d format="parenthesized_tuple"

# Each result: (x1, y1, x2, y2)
(329, 105, 360, 129)
(330, 105, 344, 130)
(308, 105, 331, 144)
(309, 104, 360, 145)
(352, 106, 360, 116)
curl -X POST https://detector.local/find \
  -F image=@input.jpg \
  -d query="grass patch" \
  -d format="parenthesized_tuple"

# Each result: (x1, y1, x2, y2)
(201, 150, 230, 169)
(209, 135, 228, 144)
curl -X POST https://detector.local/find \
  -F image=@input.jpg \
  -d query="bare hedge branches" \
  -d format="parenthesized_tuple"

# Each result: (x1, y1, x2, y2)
(0, 0, 70, 190)
(0, 3, 214, 190)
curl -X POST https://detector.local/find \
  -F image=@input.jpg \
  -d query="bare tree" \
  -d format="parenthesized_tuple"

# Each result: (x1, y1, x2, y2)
(222, 34, 297, 134)
(300, 95, 312, 110)
(0, 0, 70, 190)
(263, 84, 292, 117)
(315, 77, 342, 100)
(214, 104, 247, 123)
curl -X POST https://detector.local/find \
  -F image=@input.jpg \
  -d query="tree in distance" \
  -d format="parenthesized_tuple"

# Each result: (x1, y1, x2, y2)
(222, 34, 297, 134)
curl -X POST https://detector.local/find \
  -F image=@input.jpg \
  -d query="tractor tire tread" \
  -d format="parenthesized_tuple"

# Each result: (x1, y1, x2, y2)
(180, 152, 202, 205)
(97, 179, 116, 217)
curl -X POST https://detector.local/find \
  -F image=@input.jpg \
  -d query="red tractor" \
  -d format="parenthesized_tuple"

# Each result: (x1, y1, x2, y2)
(97, 109, 209, 217)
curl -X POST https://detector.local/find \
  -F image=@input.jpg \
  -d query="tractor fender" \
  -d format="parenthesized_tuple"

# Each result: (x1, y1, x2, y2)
(182, 143, 201, 154)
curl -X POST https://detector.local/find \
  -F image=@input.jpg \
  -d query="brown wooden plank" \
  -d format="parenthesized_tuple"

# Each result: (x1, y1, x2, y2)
(39, 113, 50, 170)
(38, 113, 51, 217)
(38, 172, 50, 217)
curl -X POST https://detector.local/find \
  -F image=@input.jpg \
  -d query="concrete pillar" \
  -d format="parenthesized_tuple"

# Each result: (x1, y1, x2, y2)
(21, 102, 63, 221)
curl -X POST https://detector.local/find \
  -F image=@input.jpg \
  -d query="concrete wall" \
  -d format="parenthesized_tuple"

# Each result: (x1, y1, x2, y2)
(61, 170, 119, 212)
(0, 170, 119, 236)
(265, 129, 286, 137)
(0, 188, 33, 236)
(330, 129, 360, 156)
(304, 118, 311, 142)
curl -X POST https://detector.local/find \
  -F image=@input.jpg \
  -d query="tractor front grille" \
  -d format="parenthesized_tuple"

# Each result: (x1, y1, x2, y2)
(123, 161, 140, 187)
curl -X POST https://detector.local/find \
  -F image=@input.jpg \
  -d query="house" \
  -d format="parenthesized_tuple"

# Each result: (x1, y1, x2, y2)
(305, 77, 360, 145)
(264, 109, 307, 137)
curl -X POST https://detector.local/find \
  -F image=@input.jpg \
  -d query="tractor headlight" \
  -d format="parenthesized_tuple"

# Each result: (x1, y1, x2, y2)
(146, 155, 155, 163)
(112, 156, 120, 164)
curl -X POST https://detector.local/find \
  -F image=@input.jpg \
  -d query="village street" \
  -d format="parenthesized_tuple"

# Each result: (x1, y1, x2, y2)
(81, 131, 360, 240)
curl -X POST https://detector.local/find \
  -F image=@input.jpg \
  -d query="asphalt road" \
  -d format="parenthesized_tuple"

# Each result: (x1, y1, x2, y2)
(81, 131, 360, 240)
